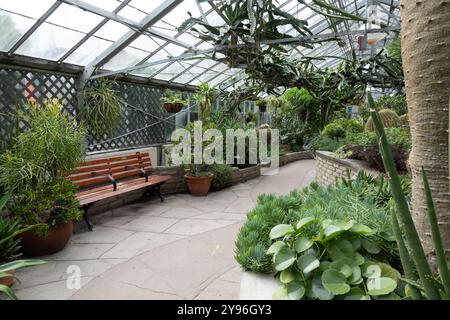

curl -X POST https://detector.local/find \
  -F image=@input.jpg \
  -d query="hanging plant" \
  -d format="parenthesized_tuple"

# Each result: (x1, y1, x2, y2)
(79, 79, 122, 137)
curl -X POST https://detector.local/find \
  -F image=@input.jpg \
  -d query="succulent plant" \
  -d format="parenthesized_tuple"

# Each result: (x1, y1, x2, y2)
(365, 109, 401, 132)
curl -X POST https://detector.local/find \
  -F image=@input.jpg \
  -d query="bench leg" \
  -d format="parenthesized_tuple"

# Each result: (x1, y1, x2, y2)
(82, 205, 94, 232)
(155, 184, 165, 203)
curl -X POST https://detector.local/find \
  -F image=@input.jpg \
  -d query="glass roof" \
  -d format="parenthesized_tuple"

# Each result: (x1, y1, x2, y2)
(0, 0, 400, 90)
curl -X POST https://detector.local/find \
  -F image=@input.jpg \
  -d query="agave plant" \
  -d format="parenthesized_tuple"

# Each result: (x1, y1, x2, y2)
(0, 259, 46, 300)
(370, 95, 450, 300)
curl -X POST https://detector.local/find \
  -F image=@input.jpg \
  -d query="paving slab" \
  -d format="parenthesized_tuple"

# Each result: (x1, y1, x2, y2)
(164, 219, 236, 236)
(43, 243, 116, 261)
(71, 226, 134, 244)
(119, 216, 179, 233)
(100, 232, 184, 259)
(159, 206, 204, 219)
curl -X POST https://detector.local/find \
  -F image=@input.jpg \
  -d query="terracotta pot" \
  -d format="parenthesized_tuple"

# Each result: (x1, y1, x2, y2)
(163, 102, 183, 113)
(19, 222, 73, 257)
(0, 269, 15, 288)
(184, 174, 213, 197)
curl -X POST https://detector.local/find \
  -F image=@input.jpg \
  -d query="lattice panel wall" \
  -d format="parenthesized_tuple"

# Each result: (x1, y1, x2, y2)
(0, 65, 173, 153)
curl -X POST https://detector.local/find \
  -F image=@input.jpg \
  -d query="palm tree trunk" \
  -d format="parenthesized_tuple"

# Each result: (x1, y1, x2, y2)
(400, 0, 450, 259)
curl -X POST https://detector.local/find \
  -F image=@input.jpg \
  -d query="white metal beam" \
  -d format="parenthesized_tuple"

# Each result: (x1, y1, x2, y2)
(80, 0, 184, 83)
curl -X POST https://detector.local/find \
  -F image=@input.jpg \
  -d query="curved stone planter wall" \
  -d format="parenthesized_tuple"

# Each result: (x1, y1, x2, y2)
(316, 151, 381, 187)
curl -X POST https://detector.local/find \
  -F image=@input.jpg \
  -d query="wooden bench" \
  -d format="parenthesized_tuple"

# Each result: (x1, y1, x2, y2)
(68, 152, 170, 231)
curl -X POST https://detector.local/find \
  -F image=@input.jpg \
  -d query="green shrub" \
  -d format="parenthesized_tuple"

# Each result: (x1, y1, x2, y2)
(10, 178, 82, 236)
(359, 95, 407, 120)
(235, 179, 399, 273)
(208, 164, 233, 191)
(0, 100, 85, 191)
(322, 118, 364, 139)
(268, 218, 404, 300)
(310, 136, 346, 152)
(272, 88, 321, 150)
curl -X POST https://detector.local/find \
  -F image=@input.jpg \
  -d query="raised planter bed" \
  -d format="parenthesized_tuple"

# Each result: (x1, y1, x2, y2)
(315, 150, 381, 187)
(239, 271, 278, 300)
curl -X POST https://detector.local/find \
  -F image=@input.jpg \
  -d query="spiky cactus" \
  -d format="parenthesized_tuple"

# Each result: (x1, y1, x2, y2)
(365, 109, 401, 132)
(399, 114, 409, 127)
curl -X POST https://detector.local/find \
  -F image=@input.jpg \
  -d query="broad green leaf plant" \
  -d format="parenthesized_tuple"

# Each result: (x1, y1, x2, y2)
(268, 218, 404, 300)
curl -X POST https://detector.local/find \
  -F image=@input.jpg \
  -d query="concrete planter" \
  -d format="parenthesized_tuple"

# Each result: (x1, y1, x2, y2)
(239, 271, 278, 300)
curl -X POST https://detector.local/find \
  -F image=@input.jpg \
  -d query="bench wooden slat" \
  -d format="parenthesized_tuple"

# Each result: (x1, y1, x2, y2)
(77, 153, 150, 167)
(68, 164, 152, 182)
(76, 176, 170, 200)
(69, 157, 151, 175)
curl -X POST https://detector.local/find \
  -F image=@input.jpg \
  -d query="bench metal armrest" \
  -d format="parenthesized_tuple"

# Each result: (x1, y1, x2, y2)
(125, 166, 149, 182)
(91, 172, 117, 191)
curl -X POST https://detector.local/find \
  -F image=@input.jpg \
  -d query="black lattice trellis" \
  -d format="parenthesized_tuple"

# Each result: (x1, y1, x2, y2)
(0, 65, 174, 153)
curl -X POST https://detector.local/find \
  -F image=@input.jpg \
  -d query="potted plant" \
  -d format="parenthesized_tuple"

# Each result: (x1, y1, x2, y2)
(184, 165, 214, 197)
(161, 89, 187, 113)
(256, 99, 267, 113)
(0, 193, 45, 290)
(0, 100, 85, 256)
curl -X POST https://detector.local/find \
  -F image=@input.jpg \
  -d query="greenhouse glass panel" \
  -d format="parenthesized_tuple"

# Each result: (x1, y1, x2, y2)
(46, 3, 103, 33)
(0, 12, 34, 52)
(65, 37, 113, 66)
(0, 0, 56, 19)
(94, 20, 131, 42)
(15, 23, 85, 61)
(103, 47, 150, 71)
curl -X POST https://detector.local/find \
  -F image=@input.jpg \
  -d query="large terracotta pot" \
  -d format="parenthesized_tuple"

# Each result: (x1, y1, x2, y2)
(163, 102, 183, 113)
(19, 222, 73, 257)
(184, 174, 213, 197)
(0, 269, 15, 288)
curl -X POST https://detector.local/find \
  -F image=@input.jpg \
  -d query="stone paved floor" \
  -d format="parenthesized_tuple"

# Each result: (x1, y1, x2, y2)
(14, 160, 316, 300)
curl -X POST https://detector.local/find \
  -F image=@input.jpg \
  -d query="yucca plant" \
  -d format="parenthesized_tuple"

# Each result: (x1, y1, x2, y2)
(370, 94, 450, 300)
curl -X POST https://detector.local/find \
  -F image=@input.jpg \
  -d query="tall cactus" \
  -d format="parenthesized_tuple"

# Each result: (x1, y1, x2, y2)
(369, 94, 445, 300)
(365, 109, 401, 132)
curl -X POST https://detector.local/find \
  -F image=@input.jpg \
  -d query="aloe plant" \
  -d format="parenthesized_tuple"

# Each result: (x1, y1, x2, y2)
(370, 94, 449, 300)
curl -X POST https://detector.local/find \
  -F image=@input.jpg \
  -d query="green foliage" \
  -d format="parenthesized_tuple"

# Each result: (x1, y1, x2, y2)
(387, 37, 402, 64)
(9, 178, 82, 236)
(235, 176, 399, 273)
(269, 219, 403, 300)
(160, 89, 187, 106)
(365, 109, 401, 132)
(207, 164, 233, 191)
(310, 136, 346, 152)
(360, 95, 407, 120)
(0, 218, 22, 264)
(339, 170, 411, 209)
(0, 259, 47, 300)
(79, 79, 122, 137)
(322, 118, 364, 139)
(194, 83, 216, 122)
(272, 87, 321, 150)
(0, 100, 85, 192)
